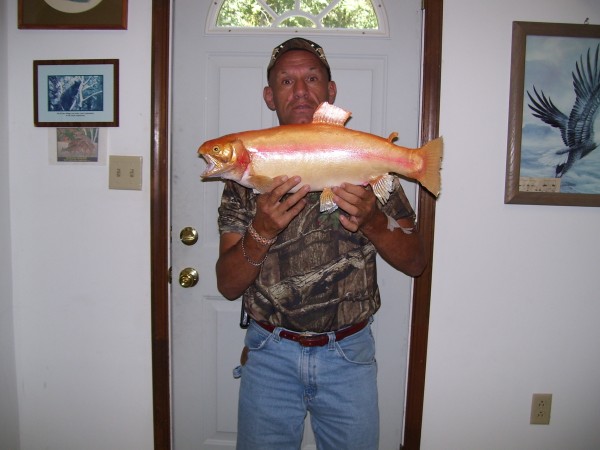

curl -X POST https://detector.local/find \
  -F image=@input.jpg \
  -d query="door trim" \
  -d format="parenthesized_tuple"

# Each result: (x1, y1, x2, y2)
(149, 1, 443, 448)
(404, 2, 443, 449)
(150, 1, 171, 448)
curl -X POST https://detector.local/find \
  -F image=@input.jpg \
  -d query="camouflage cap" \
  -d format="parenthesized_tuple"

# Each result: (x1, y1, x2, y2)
(267, 37, 332, 80)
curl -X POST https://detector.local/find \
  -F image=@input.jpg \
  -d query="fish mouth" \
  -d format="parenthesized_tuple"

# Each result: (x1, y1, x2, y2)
(200, 154, 227, 177)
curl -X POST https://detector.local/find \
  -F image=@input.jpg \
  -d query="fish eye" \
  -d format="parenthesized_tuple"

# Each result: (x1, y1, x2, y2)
(212, 146, 220, 153)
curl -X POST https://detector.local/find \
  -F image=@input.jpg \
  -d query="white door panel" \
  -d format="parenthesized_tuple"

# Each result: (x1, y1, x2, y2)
(171, 1, 422, 448)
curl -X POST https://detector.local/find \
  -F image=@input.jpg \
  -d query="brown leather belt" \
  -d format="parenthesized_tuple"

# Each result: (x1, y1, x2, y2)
(255, 319, 369, 347)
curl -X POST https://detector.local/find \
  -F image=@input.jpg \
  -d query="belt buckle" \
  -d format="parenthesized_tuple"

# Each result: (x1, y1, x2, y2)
(299, 331, 316, 337)
(296, 330, 326, 347)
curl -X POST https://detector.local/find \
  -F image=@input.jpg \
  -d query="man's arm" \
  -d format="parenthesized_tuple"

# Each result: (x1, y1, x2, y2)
(332, 183, 427, 277)
(216, 232, 264, 300)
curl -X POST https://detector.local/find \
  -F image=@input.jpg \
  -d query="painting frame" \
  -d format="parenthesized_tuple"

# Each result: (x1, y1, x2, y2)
(504, 21, 600, 207)
(33, 59, 119, 127)
(18, 0, 128, 30)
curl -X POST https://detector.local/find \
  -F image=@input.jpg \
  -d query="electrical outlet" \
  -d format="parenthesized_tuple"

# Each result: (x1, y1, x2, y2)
(530, 393, 552, 425)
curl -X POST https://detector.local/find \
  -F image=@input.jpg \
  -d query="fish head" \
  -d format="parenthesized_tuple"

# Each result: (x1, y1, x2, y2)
(198, 137, 249, 181)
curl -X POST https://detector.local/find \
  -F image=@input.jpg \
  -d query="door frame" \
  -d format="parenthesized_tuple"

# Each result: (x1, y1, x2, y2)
(149, 1, 443, 448)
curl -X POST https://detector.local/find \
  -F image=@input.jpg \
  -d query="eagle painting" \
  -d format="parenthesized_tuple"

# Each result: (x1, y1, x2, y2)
(526, 44, 600, 180)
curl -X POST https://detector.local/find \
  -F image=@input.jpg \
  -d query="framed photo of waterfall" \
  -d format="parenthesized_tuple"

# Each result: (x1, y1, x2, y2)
(18, 0, 127, 30)
(505, 21, 600, 206)
(33, 59, 119, 127)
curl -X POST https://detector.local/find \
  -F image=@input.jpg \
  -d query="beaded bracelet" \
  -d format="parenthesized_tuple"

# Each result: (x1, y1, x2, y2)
(241, 232, 269, 267)
(248, 222, 277, 246)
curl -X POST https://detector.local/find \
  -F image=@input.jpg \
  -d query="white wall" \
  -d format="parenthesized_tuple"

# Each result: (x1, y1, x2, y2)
(3, 0, 600, 449)
(4, 1, 154, 449)
(423, 0, 600, 449)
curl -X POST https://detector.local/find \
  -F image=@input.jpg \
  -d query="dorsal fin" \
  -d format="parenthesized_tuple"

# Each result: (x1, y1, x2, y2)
(312, 102, 352, 126)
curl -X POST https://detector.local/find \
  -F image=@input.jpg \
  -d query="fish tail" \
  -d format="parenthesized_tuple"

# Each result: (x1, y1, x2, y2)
(417, 137, 443, 197)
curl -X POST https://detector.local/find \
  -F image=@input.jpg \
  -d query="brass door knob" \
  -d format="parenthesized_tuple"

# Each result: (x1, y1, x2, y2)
(179, 267, 199, 288)
(179, 227, 198, 246)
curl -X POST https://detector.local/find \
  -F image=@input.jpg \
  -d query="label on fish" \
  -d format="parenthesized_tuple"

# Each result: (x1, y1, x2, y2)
(519, 177, 561, 193)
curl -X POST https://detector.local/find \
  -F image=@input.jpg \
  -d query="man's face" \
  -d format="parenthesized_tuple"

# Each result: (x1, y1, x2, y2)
(263, 50, 337, 125)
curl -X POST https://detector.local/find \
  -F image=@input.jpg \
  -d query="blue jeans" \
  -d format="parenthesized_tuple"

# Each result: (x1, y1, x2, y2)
(235, 318, 379, 450)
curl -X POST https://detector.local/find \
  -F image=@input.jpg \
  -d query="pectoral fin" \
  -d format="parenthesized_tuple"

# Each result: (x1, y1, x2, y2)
(248, 175, 275, 193)
(370, 174, 395, 205)
(320, 187, 338, 213)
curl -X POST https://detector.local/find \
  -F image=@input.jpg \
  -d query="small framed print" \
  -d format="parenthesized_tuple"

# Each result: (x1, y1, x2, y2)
(49, 127, 107, 165)
(18, 0, 128, 30)
(34, 59, 119, 127)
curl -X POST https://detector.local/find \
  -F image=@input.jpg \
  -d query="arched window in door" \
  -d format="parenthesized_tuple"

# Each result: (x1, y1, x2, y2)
(207, 0, 388, 35)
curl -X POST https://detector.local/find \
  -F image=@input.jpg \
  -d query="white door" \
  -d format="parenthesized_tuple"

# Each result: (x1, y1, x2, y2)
(170, 2, 423, 449)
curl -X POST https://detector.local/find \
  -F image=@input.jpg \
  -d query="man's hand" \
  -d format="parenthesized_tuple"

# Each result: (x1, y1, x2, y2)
(252, 175, 311, 239)
(331, 183, 378, 232)
(216, 176, 310, 300)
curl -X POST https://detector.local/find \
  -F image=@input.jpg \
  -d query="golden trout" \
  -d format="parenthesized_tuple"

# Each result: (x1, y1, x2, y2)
(198, 102, 443, 212)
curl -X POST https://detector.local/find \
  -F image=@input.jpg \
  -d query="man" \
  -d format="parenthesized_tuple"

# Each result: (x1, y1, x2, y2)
(216, 37, 426, 450)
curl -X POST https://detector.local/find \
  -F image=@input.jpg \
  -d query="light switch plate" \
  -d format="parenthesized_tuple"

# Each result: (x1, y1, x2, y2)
(109, 156, 143, 190)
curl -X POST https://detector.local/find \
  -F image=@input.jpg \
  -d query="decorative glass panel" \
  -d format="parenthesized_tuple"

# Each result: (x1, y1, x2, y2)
(211, 0, 385, 33)
(323, 0, 378, 29)
(217, 0, 273, 27)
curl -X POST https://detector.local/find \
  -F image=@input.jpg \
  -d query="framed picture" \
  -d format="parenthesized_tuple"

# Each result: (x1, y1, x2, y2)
(33, 59, 119, 127)
(18, 0, 127, 30)
(48, 127, 108, 165)
(504, 21, 600, 206)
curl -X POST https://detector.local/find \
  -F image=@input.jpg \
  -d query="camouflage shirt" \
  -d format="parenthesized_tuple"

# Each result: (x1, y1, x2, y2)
(218, 177, 415, 333)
